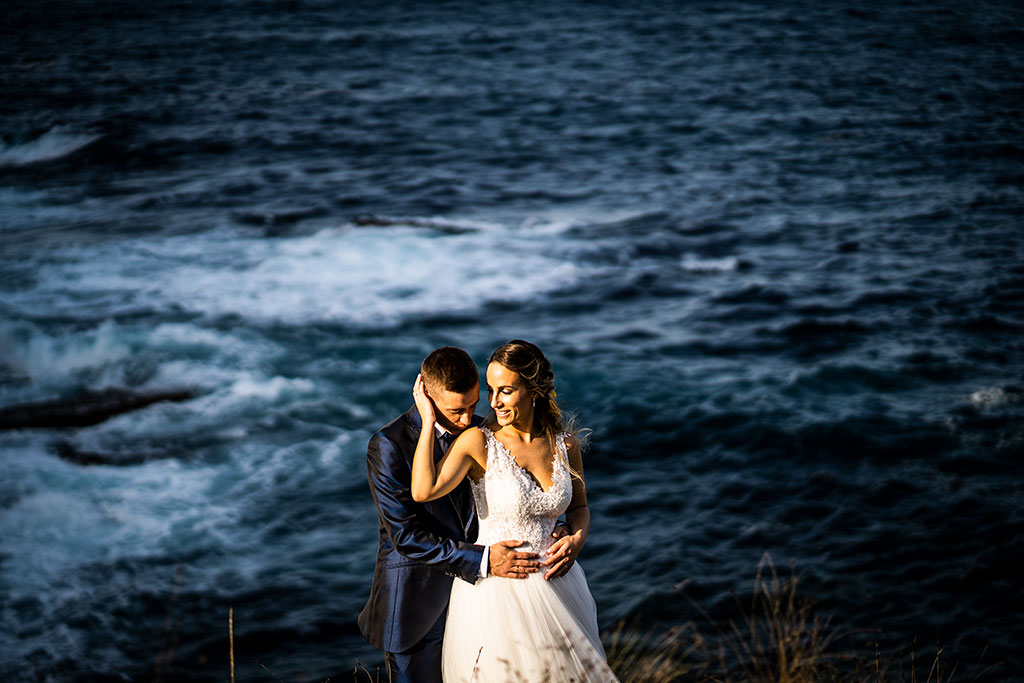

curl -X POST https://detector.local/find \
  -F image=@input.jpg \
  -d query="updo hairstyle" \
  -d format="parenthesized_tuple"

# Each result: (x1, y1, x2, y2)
(488, 339, 565, 446)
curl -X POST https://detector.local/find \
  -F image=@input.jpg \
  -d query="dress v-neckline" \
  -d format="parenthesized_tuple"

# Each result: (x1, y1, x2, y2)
(488, 429, 558, 494)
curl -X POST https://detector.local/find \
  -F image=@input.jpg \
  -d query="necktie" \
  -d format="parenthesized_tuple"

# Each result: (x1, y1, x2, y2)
(438, 431, 455, 453)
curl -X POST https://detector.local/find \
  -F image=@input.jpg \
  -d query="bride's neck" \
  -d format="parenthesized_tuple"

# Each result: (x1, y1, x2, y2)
(502, 419, 542, 443)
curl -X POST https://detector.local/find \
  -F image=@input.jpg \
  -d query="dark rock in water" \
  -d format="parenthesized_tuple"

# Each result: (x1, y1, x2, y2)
(52, 441, 169, 466)
(0, 387, 197, 430)
(352, 215, 475, 234)
(233, 205, 331, 236)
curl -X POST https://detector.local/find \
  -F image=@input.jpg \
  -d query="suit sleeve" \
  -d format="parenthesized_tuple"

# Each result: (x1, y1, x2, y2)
(366, 431, 484, 584)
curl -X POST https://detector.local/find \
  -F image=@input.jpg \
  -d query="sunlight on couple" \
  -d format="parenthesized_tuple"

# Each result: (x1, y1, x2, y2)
(358, 341, 617, 682)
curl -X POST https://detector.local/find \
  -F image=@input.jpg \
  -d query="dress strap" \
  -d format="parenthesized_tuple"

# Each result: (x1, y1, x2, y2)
(560, 431, 573, 455)
(478, 425, 498, 467)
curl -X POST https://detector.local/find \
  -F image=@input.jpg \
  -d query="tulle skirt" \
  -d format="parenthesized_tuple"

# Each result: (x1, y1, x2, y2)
(442, 563, 618, 682)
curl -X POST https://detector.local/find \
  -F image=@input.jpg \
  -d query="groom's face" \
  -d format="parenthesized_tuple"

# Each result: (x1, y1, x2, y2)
(426, 382, 480, 434)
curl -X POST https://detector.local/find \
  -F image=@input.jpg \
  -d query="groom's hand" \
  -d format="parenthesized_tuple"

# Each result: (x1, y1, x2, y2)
(489, 540, 540, 579)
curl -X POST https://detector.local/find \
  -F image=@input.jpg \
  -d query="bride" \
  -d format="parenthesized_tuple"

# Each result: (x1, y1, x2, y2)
(411, 340, 618, 682)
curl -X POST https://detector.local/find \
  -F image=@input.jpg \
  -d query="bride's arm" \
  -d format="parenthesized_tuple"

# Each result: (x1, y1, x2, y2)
(410, 374, 485, 503)
(544, 435, 590, 579)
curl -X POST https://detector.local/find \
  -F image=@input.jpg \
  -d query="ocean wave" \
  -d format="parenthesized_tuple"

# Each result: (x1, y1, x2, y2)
(0, 127, 100, 168)
(784, 361, 920, 394)
(2, 0, 1023, 676)
(3, 221, 586, 327)
(680, 253, 744, 273)
(969, 386, 1021, 409)
(228, 374, 315, 401)
(0, 319, 131, 391)
(350, 214, 502, 233)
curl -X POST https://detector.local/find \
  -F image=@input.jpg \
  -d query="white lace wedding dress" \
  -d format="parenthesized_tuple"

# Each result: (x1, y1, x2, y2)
(442, 427, 618, 682)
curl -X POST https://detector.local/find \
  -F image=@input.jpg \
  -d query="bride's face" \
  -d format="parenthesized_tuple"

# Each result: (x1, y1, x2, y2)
(486, 362, 533, 428)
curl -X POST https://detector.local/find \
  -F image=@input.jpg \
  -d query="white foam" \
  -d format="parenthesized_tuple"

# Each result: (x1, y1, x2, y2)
(681, 253, 740, 273)
(0, 316, 306, 442)
(150, 358, 236, 390)
(2, 216, 596, 327)
(229, 373, 315, 400)
(149, 322, 232, 349)
(0, 126, 100, 168)
(133, 223, 580, 325)
(969, 387, 1019, 409)
(521, 207, 651, 233)
(319, 430, 368, 466)
(0, 319, 131, 389)
(0, 438, 239, 597)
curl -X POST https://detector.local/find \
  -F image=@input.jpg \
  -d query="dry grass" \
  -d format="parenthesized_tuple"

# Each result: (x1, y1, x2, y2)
(222, 555, 995, 682)
(604, 553, 849, 683)
(604, 554, 996, 683)
(603, 619, 707, 682)
(690, 554, 848, 683)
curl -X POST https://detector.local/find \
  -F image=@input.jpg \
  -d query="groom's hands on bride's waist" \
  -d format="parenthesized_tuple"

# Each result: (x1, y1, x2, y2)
(488, 540, 540, 579)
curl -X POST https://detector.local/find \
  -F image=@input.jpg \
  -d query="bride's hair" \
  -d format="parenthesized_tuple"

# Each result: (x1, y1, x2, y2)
(488, 340, 588, 477)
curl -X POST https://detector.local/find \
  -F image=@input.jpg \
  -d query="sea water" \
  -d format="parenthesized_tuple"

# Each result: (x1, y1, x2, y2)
(2, 1, 1023, 680)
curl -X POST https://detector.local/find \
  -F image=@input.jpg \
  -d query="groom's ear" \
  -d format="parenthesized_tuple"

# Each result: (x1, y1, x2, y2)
(421, 379, 436, 400)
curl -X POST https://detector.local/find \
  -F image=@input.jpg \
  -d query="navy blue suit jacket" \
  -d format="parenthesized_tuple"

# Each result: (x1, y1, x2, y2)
(358, 407, 485, 653)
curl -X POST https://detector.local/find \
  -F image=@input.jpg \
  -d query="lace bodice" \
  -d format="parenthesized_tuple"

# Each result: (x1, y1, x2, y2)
(470, 427, 573, 559)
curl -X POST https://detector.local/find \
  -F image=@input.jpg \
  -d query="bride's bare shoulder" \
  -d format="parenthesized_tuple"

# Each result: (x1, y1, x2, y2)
(453, 426, 487, 449)
(453, 427, 488, 474)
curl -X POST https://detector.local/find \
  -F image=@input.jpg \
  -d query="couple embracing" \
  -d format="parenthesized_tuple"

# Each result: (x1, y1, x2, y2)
(358, 341, 618, 682)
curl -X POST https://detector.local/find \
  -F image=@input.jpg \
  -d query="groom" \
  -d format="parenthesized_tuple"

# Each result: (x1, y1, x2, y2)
(358, 346, 541, 683)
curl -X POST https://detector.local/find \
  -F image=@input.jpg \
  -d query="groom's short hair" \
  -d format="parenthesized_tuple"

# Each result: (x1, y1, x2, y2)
(421, 346, 478, 394)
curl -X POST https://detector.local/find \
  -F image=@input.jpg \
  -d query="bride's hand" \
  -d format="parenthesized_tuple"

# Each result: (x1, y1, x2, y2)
(412, 374, 436, 425)
(543, 530, 583, 580)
